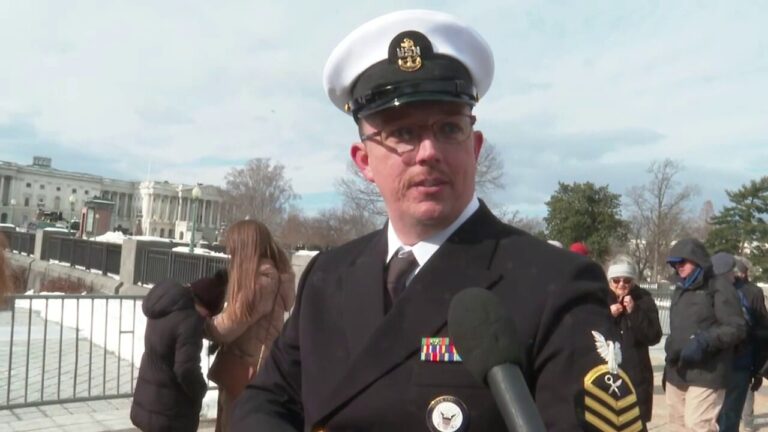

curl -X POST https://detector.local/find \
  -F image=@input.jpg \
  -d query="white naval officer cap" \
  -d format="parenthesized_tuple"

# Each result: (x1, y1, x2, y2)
(323, 9, 494, 120)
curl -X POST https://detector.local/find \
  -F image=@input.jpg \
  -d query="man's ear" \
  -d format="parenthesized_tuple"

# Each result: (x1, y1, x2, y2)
(351, 142, 375, 182)
(473, 130, 484, 162)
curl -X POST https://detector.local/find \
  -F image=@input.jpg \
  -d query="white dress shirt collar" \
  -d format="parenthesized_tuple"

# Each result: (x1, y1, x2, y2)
(386, 195, 480, 268)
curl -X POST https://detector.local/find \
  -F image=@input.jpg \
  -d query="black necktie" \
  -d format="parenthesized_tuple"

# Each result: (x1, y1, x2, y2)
(386, 249, 418, 301)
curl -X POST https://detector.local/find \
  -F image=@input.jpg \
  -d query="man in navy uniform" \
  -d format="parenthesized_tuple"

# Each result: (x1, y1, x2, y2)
(232, 10, 643, 432)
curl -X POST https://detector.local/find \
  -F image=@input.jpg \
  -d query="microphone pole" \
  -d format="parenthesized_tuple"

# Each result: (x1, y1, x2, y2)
(448, 288, 546, 432)
(487, 364, 546, 432)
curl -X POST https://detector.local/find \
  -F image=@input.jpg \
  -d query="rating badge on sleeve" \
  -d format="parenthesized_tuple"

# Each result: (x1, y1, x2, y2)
(582, 331, 643, 432)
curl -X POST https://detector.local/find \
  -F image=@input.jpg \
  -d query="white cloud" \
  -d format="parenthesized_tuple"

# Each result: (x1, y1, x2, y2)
(0, 1, 765, 217)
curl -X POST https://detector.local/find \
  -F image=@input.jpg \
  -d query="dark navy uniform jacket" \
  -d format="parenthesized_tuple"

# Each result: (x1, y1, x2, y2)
(232, 203, 644, 431)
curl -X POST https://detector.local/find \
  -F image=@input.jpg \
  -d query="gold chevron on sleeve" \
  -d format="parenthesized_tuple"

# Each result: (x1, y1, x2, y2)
(584, 412, 644, 432)
(585, 396, 641, 425)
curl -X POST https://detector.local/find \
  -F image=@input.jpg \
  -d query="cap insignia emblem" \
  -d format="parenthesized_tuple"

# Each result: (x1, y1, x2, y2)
(397, 38, 422, 72)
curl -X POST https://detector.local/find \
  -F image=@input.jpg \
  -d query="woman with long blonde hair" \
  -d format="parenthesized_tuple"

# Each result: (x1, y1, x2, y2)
(205, 219, 295, 431)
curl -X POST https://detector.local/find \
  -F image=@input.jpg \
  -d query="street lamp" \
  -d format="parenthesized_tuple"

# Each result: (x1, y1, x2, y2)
(188, 184, 202, 253)
(68, 194, 76, 234)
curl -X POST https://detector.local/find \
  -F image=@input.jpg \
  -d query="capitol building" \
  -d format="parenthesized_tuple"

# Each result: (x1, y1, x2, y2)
(0, 156, 227, 242)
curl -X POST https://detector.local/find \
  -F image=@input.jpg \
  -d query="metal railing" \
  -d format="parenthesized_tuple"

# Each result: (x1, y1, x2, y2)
(640, 282, 673, 335)
(135, 248, 228, 286)
(4, 231, 35, 256)
(0, 294, 218, 410)
(44, 236, 122, 276)
(0, 294, 142, 409)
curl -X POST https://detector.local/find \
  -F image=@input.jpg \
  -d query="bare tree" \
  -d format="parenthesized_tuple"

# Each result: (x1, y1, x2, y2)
(223, 158, 298, 232)
(335, 161, 388, 220)
(278, 207, 379, 250)
(625, 159, 698, 281)
(626, 214, 653, 279)
(505, 210, 546, 236)
(336, 140, 506, 218)
(276, 209, 311, 250)
(308, 208, 379, 248)
(475, 140, 505, 196)
(684, 200, 716, 240)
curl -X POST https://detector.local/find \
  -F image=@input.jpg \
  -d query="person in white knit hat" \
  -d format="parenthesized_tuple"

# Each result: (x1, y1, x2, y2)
(606, 258, 663, 424)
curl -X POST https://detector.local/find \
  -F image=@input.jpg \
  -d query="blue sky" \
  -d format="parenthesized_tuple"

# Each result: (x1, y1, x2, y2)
(1, 1, 766, 217)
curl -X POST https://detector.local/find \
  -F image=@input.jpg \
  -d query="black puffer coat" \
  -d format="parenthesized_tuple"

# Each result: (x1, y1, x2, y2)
(609, 285, 662, 422)
(664, 238, 746, 389)
(130, 280, 208, 432)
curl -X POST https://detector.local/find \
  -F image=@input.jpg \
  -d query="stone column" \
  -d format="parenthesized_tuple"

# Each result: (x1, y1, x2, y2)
(127, 193, 133, 220)
(147, 193, 154, 233)
(176, 193, 183, 222)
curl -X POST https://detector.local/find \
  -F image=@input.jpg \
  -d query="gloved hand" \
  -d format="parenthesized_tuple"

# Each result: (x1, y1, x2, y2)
(665, 351, 680, 365)
(752, 375, 763, 392)
(679, 333, 709, 366)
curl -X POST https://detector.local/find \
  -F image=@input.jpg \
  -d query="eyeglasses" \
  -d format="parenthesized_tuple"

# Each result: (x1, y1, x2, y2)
(359, 114, 476, 156)
(610, 278, 633, 285)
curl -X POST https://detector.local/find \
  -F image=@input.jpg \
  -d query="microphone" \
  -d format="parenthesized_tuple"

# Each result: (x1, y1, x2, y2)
(448, 288, 546, 432)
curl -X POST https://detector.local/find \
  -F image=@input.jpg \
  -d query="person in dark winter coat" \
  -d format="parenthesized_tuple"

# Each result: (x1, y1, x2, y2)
(605, 258, 662, 423)
(737, 256, 768, 432)
(715, 254, 768, 432)
(130, 272, 227, 432)
(664, 239, 747, 432)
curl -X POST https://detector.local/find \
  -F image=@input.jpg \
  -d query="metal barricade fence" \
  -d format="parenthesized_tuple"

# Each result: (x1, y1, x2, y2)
(0, 294, 217, 410)
(640, 282, 673, 335)
(44, 236, 123, 277)
(136, 248, 229, 286)
(6, 231, 35, 256)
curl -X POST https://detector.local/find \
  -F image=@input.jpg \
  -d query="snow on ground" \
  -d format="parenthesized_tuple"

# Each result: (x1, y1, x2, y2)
(295, 250, 320, 257)
(130, 235, 176, 242)
(16, 292, 219, 417)
(43, 227, 70, 233)
(92, 231, 127, 244)
(171, 246, 229, 257)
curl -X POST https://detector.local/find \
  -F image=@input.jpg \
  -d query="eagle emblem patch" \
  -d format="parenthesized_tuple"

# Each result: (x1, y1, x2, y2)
(583, 331, 643, 432)
(426, 395, 468, 432)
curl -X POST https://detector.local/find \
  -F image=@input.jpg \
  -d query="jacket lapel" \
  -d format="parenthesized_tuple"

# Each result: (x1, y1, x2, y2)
(340, 230, 387, 358)
(313, 205, 504, 425)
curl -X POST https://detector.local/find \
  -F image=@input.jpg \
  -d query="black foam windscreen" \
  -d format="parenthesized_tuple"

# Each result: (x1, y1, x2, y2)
(448, 287, 521, 385)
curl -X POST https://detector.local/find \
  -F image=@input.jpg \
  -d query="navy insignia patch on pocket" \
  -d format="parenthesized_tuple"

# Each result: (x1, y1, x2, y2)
(426, 395, 469, 432)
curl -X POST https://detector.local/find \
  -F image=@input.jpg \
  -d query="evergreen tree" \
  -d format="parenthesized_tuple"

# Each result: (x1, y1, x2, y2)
(707, 176, 768, 282)
(544, 182, 628, 262)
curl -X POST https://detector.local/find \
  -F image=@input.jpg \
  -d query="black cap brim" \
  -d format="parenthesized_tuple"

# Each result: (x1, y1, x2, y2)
(357, 92, 476, 118)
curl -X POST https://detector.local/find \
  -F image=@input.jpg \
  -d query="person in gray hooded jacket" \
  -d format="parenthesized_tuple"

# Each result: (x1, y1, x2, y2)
(663, 238, 747, 432)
